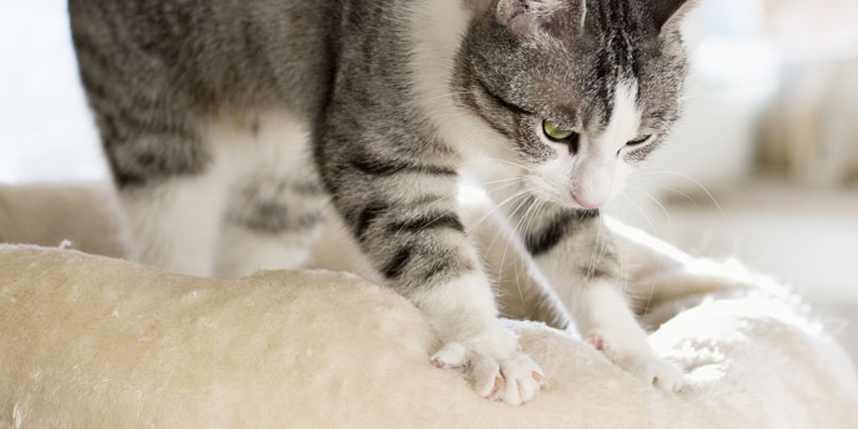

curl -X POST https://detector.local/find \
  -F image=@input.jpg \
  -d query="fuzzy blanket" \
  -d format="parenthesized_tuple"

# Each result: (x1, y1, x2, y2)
(1, 184, 857, 428)
(1, 243, 857, 428)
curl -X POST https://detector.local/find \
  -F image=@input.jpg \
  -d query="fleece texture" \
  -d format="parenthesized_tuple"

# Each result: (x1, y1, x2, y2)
(1, 244, 857, 429)
(0, 184, 127, 259)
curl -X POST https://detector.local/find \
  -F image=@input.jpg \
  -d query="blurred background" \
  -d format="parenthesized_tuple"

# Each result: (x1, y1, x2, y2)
(1, 0, 857, 359)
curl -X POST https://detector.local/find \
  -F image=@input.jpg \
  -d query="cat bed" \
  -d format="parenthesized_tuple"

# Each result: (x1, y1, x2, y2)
(1, 243, 857, 428)
(1, 183, 857, 428)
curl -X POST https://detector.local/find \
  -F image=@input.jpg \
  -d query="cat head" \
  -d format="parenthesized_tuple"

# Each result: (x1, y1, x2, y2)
(455, 0, 696, 209)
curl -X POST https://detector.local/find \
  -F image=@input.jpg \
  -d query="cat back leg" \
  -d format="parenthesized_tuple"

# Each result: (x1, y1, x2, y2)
(101, 116, 226, 277)
(208, 110, 328, 279)
(216, 174, 327, 279)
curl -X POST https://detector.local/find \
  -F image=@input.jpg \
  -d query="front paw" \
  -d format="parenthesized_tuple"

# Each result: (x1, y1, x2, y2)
(431, 341, 547, 405)
(586, 332, 685, 392)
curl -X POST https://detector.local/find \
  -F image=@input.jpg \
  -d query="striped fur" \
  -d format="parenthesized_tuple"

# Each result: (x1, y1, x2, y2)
(70, 0, 695, 404)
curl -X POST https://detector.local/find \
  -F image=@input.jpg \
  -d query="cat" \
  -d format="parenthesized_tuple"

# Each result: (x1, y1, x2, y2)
(69, 0, 696, 405)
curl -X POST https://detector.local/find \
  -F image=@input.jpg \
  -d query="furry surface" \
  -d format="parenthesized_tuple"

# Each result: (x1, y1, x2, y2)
(1, 184, 857, 427)
(1, 243, 857, 428)
(0, 183, 128, 259)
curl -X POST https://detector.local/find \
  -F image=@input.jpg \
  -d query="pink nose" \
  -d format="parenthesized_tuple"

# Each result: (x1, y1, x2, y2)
(572, 193, 606, 209)
(572, 160, 613, 209)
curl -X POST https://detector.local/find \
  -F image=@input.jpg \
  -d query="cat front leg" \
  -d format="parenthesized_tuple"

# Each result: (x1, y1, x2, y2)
(418, 271, 548, 404)
(318, 152, 545, 405)
(523, 205, 685, 391)
(568, 280, 685, 391)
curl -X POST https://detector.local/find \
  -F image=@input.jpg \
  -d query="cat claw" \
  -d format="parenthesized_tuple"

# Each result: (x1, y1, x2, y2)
(486, 376, 503, 401)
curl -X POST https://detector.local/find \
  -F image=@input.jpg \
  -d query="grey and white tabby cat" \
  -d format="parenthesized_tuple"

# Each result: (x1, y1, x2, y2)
(70, 0, 695, 405)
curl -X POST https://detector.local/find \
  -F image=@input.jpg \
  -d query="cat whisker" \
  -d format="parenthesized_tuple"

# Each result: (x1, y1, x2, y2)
(419, 89, 476, 105)
(497, 196, 539, 305)
(477, 177, 524, 187)
(618, 192, 660, 237)
(630, 170, 725, 217)
(459, 157, 536, 174)
(405, 176, 519, 218)
(615, 192, 664, 314)
(465, 189, 529, 237)
(509, 199, 542, 312)
(632, 180, 698, 208)
(516, 197, 548, 308)
(484, 192, 531, 254)
(637, 248, 663, 318)
(586, 212, 605, 280)
(625, 185, 674, 228)
(392, 179, 525, 240)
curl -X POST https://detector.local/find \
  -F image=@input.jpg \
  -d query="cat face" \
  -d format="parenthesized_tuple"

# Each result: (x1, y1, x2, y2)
(455, 0, 693, 209)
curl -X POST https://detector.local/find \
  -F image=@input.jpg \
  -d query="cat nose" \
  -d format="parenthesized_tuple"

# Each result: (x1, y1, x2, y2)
(571, 165, 613, 209)
(572, 192, 606, 209)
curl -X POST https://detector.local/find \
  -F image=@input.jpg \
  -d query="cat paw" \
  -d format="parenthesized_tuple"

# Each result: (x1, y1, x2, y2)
(586, 333, 685, 392)
(431, 342, 547, 405)
(620, 353, 685, 392)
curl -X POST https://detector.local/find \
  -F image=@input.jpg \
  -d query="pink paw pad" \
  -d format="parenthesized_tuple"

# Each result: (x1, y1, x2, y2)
(586, 334, 606, 352)
(430, 357, 467, 373)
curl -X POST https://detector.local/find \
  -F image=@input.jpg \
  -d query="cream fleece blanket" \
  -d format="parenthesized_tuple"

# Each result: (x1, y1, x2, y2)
(1, 184, 858, 428)
(1, 243, 857, 429)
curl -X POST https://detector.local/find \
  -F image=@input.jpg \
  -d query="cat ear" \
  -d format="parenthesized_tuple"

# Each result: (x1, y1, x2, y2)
(496, 0, 586, 38)
(652, 0, 697, 33)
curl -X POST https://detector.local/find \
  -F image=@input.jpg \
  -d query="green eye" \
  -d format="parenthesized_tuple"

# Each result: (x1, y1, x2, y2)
(627, 134, 652, 146)
(543, 119, 576, 141)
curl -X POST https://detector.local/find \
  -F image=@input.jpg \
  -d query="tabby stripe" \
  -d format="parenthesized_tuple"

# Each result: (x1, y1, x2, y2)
(350, 158, 456, 177)
(625, 139, 660, 162)
(526, 209, 599, 256)
(472, 108, 512, 139)
(382, 246, 413, 279)
(474, 77, 533, 116)
(355, 202, 389, 241)
(421, 251, 474, 283)
(388, 213, 464, 235)
(460, 83, 513, 139)
(241, 211, 324, 234)
(410, 194, 449, 206)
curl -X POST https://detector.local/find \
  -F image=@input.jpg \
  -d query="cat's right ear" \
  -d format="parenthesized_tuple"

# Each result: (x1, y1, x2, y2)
(652, 0, 699, 33)
(496, 0, 586, 38)
(497, 0, 530, 35)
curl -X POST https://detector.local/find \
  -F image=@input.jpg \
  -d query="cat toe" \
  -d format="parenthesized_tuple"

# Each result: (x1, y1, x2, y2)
(430, 342, 469, 372)
(433, 343, 546, 405)
(586, 330, 685, 392)
(624, 354, 685, 392)
(470, 351, 545, 405)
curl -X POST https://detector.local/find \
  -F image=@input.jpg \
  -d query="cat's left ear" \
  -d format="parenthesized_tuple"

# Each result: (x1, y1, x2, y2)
(652, 0, 699, 33)
(496, 0, 586, 38)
